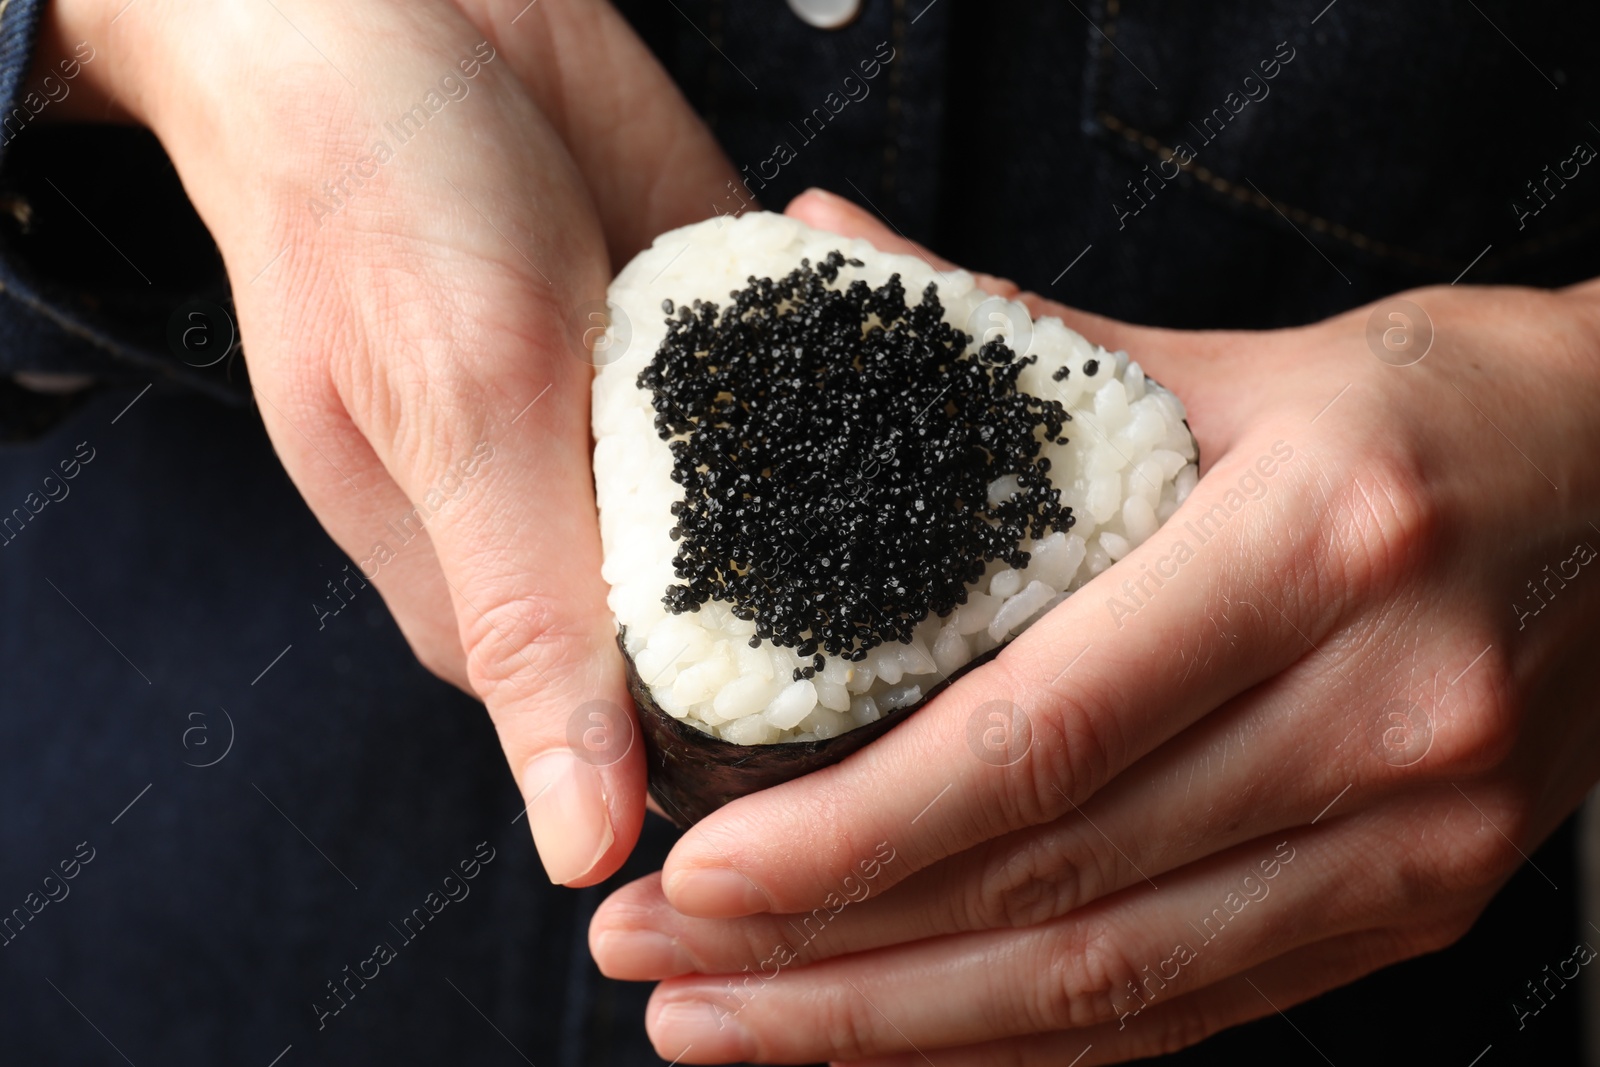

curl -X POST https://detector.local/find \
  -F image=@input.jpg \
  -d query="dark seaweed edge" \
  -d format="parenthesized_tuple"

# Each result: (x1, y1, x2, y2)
(624, 627, 1001, 828)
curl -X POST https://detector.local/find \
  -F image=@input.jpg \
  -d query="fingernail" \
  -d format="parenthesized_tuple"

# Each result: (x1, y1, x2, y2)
(652, 998, 749, 1061)
(523, 751, 614, 885)
(665, 866, 769, 918)
(803, 186, 838, 202)
(595, 929, 693, 979)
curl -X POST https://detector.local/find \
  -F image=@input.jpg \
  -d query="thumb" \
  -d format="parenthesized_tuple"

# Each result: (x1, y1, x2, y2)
(361, 162, 643, 889)
(341, 179, 644, 887)
(431, 356, 645, 888)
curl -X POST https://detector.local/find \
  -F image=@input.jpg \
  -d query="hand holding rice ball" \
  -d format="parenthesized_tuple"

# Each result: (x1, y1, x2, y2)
(594, 212, 1198, 823)
(588, 190, 1600, 1065)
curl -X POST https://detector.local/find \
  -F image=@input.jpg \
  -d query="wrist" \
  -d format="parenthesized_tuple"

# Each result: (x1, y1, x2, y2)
(32, 0, 149, 125)
(36, 0, 344, 153)
(1541, 283, 1600, 521)
(1557, 275, 1600, 369)
(1358, 282, 1600, 580)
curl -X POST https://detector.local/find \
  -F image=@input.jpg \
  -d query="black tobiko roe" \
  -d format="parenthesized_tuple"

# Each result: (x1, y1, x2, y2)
(636, 250, 1076, 679)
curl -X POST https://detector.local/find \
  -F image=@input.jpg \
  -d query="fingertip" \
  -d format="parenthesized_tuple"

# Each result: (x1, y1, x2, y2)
(783, 190, 832, 229)
(522, 749, 615, 885)
(553, 822, 631, 888)
(591, 870, 666, 927)
(523, 737, 647, 888)
(786, 186, 838, 213)
(648, 985, 752, 1063)
(593, 927, 695, 981)
(661, 862, 771, 919)
(785, 186, 865, 231)
(589, 876, 694, 980)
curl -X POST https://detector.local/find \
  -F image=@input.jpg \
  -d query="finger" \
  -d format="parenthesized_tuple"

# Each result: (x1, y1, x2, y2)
(595, 659, 1349, 979)
(842, 925, 1434, 1067)
(598, 614, 1478, 979)
(646, 830, 1387, 1063)
(785, 189, 1011, 290)
(660, 432, 1324, 917)
(366, 201, 642, 888)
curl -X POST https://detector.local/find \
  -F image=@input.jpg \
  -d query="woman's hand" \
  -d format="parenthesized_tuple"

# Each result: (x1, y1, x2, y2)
(47, 0, 734, 886)
(589, 189, 1600, 1063)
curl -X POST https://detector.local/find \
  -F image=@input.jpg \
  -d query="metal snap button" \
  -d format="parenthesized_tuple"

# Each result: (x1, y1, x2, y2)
(786, 0, 862, 30)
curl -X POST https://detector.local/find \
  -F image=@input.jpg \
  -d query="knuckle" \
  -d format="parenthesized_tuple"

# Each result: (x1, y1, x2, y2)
(1391, 792, 1526, 906)
(1326, 449, 1440, 598)
(1428, 646, 1522, 776)
(330, 301, 488, 476)
(1443, 794, 1531, 892)
(1038, 921, 1135, 1030)
(460, 592, 579, 700)
(685, 915, 790, 975)
(972, 832, 1100, 929)
(268, 233, 524, 484)
(1018, 692, 1119, 829)
(594, 893, 658, 938)
(760, 989, 878, 1063)
(965, 656, 1119, 833)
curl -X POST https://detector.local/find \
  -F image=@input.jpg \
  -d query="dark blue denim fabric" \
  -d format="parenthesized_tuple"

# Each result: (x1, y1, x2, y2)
(623, 0, 1600, 323)
(0, 387, 675, 1065)
(1, 0, 1595, 1064)
(0, 0, 42, 167)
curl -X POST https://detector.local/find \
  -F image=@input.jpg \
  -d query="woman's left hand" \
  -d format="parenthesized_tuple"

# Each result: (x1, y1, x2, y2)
(589, 189, 1600, 1065)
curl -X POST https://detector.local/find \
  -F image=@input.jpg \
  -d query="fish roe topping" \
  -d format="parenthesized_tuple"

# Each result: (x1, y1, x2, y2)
(637, 251, 1073, 668)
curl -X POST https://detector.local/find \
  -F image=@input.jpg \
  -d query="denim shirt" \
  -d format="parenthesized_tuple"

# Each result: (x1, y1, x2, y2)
(4, 1, 1599, 391)
(0, 1, 1592, 1065)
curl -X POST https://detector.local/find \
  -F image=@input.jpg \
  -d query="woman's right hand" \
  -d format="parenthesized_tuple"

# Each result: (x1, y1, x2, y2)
(43, 0, 734, 885)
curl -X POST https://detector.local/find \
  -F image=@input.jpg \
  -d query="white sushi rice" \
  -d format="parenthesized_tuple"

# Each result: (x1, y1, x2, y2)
(592, 212, 1197, 744)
